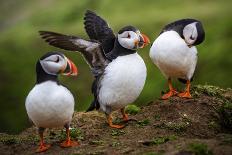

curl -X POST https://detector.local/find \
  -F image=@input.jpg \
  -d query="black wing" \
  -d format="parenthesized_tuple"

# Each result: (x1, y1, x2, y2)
(39, 31, 107, 70)
(84, 10, 115, 54)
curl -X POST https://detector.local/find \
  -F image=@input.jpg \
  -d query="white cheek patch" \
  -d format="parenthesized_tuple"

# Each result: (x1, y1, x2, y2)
(118, 31, 139, 50)
(40, 60, 61, 75)
(183, 22, 198, 45)
(118, 38, 135, 49)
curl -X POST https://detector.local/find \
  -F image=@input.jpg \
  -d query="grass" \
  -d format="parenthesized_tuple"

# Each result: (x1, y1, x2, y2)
(111, 130, 125, 136)
(141, 135, 177, 146)
(137, 119, 150, 127)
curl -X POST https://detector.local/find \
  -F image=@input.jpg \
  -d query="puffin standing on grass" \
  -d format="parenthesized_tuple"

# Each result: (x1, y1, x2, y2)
(25, 52, 78, 152)
(150, 19, 205, 99)
(39, 10, 150, 129)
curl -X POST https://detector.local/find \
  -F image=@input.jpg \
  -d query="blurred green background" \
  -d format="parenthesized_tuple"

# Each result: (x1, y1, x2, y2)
(0, 0, 231, 134)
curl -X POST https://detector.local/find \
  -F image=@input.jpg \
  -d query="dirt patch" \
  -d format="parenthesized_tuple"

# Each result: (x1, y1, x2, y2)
(0, 85, 232, 155)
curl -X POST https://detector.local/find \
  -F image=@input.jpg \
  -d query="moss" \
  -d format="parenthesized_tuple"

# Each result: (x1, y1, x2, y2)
(187, 142, 213, 155)
(164, 121, 190, 133)
(0, 135, 22, 145)
(111, 130, 125, 136)
(137, 119, 150, 127)
(192, 85, 226, 98)
(111, 141, 120, 147)
(89, 140, 104, 145)
(125, 104, 141, 115)
(142, 135, 177, 146)
(58, 128, 84, 141)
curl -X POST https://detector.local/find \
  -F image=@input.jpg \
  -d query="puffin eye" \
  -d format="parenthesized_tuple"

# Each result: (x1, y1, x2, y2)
(55, 56, 59, 63)
(190, 35, 195, 40)
(127, 33, 131, 38)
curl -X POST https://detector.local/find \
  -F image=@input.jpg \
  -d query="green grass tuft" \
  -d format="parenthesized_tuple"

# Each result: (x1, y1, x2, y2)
(125, 105, 141, 115)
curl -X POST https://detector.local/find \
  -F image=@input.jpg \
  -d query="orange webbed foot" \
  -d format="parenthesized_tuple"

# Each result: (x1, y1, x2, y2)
(178, 91, 192, 98)
(60, 140, 80, 148)
(36, 143, 51, 153)
(161, 89, 178, 100)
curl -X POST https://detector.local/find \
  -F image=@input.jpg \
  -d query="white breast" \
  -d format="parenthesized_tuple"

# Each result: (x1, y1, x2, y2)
(25, 81, 75, 128)
(149, 31, 198, 80)
(99, 53, 147, 112)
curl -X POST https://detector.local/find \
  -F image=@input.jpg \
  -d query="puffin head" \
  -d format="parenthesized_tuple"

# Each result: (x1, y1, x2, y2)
(38, 51, 78, 77)
(183, 21, 205, 47)
(117, 26, 150, 50)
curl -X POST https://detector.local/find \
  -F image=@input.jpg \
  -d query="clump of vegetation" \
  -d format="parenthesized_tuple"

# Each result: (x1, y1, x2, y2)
(0, 135, 22, 145)
(111, 130, 125, 136)
(162, 121, 190, 133)
(192, 85, 226, 98)
(137, 119, 150, 127)
(89, 140, 104, 145)
(142, 135, 177, 146)
(111, 141, 120, 147)
(59, 128, 84, 141)
(187, 142, 213, 155)
(125, 104, 141, 115)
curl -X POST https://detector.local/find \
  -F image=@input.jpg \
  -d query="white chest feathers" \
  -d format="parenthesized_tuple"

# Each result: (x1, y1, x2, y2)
(99, 53, 147, 112)
(149, 31, 198, 80)
(25, 81, 75, 128)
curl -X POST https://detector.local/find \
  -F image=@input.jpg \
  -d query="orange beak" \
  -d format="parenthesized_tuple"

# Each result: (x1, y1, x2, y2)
(62, 58, 78, 76)
(139, 33, 150, 48)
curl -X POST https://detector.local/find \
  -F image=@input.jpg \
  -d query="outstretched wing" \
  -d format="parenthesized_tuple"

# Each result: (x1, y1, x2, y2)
(39, 31, 107, 71)
(84, 10, 115, 54)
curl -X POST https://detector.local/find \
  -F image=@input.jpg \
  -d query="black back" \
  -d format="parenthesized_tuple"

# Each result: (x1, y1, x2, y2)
(160, 19, 205, 45)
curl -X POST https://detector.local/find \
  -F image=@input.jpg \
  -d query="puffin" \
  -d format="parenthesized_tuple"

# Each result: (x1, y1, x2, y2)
(25, 52, 78, 152)
(150, 19, 205, 99)
(39, 10, 150, 129)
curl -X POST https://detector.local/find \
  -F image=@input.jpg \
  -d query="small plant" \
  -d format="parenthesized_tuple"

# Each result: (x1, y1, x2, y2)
(111, 141, 120, 147)
(59, 128, 84, 141)
(137, 119, 150, 126)
(142, 135, 177, 146)
(111, 130, 125, 136)
(125, 104, 141, 115)
(0, 135, 22, 145)
(187, 142, 213, 155)
(192, 85, 225, 98)
(89, 140, 104, 145)
(165, 121, 190, 133)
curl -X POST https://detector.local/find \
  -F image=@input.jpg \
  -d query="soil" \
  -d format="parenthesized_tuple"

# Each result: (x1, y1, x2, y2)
(0, 85, 232, 155)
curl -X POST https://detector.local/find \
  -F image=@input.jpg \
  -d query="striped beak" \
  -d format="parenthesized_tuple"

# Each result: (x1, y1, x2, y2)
(138, 33, 150, 48)
(62, 57, 78, 76)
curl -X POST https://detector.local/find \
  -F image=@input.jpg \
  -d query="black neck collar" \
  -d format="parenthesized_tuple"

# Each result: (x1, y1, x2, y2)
(106, 39, 136, 61)
(36, 61, 59, 84)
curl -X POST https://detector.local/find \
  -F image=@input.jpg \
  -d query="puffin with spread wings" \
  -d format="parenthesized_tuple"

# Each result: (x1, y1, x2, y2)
(39, 10, 150, 129)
